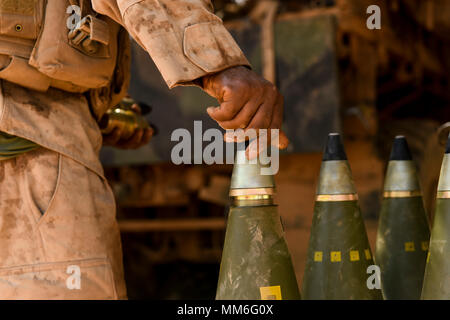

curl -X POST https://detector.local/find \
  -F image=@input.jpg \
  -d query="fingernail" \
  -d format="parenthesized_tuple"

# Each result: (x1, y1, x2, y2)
(207, 106, 219, 114)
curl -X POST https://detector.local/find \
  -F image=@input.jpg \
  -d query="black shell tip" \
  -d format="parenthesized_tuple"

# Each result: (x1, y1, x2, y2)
(390, 136, 412, 160)
(323, 133, 347, 161)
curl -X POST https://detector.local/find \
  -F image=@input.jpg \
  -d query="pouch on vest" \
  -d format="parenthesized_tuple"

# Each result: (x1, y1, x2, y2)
(29, 0, 119, 89)
(88, 27, 131, 121)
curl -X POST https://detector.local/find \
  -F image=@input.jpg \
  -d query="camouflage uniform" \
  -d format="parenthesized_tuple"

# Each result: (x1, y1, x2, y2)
(0, 0, 249, 299)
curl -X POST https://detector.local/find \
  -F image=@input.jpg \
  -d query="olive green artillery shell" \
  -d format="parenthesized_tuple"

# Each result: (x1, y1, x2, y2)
(302, 200, 382, 300)
(422, 153, 450, 299)
(216, 205, 301, 300)
(375, 197, 430, 300)
(421, 198, 450, 299)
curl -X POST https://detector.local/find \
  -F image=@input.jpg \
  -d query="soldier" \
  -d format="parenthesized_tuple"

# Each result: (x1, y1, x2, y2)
(0, 0, 287, 299)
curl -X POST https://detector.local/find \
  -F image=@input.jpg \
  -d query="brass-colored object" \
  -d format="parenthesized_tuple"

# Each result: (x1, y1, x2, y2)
(383, 190, 422, 198)
(437, 191, 450, 199)
(100, 98, 149, 140)
(315, 194, 358, 202)
(234, 194, 271, 200)
(229, 188, 275, 197)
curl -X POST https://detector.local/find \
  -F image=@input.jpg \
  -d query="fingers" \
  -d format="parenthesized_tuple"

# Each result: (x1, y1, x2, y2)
(244, 90, 277, 132)
(118, 129, 144, 149)
(130, 103, 142, 114)
(217, 98, 262, 130)
(102, 127, 123, 146)
(207, 99, 247, 123)
(269, 94, 289, 150)
(203, 66, 289, 155)
(103, 127, 154, 149)
(118, 127, 154, 149)
(222, 91, 283, 144)
(142, 127, 154, 145)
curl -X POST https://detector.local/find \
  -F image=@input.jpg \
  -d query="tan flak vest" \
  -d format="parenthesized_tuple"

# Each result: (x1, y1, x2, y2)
(0, 0, 130, 119)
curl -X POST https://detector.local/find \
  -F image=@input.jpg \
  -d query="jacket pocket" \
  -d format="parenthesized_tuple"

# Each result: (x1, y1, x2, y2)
(21, 150, 61, 224)
(0, 0, 44, 40)
(0, 55, 50, 91)
(0, 257, 118, 300)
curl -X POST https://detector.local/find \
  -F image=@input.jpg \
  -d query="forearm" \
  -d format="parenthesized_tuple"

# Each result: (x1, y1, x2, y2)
(92, 0, 250, 88)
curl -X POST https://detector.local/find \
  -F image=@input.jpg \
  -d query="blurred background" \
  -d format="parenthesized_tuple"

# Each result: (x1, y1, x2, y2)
(100, 0, 450, 299)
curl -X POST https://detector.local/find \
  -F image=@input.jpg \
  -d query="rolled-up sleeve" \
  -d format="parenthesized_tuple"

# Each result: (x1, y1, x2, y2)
(92, 0, 250, 88)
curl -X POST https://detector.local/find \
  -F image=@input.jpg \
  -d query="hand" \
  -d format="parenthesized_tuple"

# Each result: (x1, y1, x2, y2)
(202, 66, 289, 159)
(102, 104, 154, 149)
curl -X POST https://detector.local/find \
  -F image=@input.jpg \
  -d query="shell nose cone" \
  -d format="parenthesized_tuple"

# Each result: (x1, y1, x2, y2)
(230, 149, 275, 190)
(389, 135, 412, 161)
(322, 133, 347, 161)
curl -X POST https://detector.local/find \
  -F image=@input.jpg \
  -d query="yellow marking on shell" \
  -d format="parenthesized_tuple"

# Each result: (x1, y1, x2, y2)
(426, 252, 430, 263)
(314, 251, 323, 262)
(330, 251, 341, 262)
(421, 241, 429, 251)
(260, 286, 282, 300)
(349, 250, 360, 261)
(364, 249, 372, 260)
(405, 242, 415, 252)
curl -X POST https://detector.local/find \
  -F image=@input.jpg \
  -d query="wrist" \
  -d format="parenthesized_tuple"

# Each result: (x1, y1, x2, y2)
(201, 65, 250, 90)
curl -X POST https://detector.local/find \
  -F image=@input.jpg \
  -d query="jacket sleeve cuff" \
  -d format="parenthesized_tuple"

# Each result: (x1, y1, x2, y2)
(121, 4, 250, 88)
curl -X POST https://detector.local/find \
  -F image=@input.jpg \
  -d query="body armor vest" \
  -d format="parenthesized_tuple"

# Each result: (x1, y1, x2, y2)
(0, 0, 130, 118)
